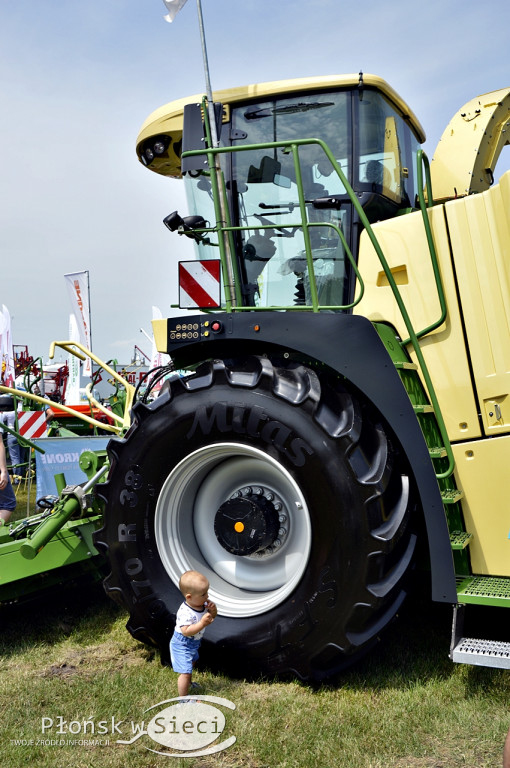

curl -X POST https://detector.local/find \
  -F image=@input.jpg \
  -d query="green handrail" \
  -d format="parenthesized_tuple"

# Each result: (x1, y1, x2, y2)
(399, 149, 448, 345)
(201, 98, 243, 308)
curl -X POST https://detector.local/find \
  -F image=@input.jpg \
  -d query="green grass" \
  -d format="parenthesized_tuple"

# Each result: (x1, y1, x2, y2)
(2, 489, 510, 768)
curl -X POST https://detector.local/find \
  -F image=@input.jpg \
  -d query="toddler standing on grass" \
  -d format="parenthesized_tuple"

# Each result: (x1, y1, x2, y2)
(170, 570, 217, 697)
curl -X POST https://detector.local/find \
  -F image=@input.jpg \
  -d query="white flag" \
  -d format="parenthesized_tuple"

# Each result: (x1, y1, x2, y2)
(149, 306, 167, 396)
(151, 306, 164, 370)
(162, 0, 189, 22)
(65, 313, 82, 404)
(64, 271, 92, 377)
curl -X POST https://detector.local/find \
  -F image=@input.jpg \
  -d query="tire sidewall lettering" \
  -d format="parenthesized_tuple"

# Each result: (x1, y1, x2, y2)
(187, 401, 314, 467)
(115, 467, 162, 610)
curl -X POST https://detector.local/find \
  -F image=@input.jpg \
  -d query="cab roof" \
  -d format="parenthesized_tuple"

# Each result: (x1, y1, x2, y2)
(137, 73, 426, 178)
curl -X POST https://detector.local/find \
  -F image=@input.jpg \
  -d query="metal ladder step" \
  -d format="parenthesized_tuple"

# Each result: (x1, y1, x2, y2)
(450, 637, 510, 668)
(394, 361, 419, 371)
(450, 531, 473, 550)
(441, 489, 464, 504)
(413, 403, 434, 414)
(429, 445, 448, 458)
(450, 603, 510, 669)
(456, 575, 510, 607)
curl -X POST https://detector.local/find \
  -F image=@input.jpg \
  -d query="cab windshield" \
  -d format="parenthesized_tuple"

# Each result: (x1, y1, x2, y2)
(183, 88, 420, 310)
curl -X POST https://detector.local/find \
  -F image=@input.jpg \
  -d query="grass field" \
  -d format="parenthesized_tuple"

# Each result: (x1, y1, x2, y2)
(2, 488, 509, 767)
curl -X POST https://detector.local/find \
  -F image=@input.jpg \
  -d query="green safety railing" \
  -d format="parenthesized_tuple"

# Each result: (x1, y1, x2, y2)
(399, 150, 447, 345)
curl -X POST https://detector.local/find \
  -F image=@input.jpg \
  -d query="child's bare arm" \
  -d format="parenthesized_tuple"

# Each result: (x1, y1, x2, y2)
(180, 613, 214, 637)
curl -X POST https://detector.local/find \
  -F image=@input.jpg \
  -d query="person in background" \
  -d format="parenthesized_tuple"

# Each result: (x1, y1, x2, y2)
(0, 394, 23, 481)
(0, 435, 16, 526)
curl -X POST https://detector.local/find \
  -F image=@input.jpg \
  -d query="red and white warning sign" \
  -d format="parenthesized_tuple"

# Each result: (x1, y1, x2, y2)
(18, 411, 48, 439)
(179, 260, 221, 308)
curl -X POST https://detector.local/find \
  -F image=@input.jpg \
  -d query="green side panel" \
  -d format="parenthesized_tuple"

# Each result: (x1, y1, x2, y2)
(0, 518, 103, 603)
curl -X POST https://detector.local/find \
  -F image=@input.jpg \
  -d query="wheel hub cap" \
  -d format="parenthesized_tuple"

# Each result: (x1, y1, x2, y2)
(214, 494, 280, 556)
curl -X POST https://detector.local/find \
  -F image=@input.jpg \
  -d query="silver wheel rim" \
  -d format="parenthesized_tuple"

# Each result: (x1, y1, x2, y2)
(154, 443, 312, 617)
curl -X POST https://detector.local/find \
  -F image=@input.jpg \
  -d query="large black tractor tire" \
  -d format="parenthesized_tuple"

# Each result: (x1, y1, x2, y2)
(95, 356, 416, 683)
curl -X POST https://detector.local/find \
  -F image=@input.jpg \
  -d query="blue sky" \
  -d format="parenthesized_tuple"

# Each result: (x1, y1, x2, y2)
(1, 0, 509, 365)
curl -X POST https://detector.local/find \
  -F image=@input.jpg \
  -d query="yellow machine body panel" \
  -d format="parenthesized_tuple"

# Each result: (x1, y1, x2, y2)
(452, 436, 510, 577)
(430, 87, 510, 201)
(355, 205, 480, 441)
(446, 171, 510, 435)
(355, 168, 510, 441)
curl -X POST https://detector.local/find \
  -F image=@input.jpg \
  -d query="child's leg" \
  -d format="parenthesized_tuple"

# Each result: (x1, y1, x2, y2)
(170, 634, 200, 696)
(177, 672, 192, 697)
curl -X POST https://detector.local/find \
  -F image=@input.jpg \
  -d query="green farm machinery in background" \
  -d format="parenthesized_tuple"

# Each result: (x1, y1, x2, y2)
(0, 343, 138, 601)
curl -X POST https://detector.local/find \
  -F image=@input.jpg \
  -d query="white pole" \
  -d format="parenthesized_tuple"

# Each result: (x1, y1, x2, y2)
(140, 328, 153, 345)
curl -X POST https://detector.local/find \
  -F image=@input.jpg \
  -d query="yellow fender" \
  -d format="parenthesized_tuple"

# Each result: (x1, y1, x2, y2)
(431, 87, 510, 201)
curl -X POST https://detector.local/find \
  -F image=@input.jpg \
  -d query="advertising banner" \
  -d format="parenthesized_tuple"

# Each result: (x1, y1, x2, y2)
(33, 436, 109, 498)
(64, 271, 92, 377)
(66, 313, 82, 404)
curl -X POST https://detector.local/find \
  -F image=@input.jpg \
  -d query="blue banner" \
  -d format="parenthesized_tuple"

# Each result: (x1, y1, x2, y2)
(32, 436, 110, 499)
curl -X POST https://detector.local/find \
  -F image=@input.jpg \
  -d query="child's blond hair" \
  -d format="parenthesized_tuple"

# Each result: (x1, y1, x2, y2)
(179, 570, 208, 597)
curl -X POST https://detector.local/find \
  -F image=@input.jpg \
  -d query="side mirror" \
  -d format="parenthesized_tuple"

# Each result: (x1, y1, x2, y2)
(163, 212, 209, 243)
